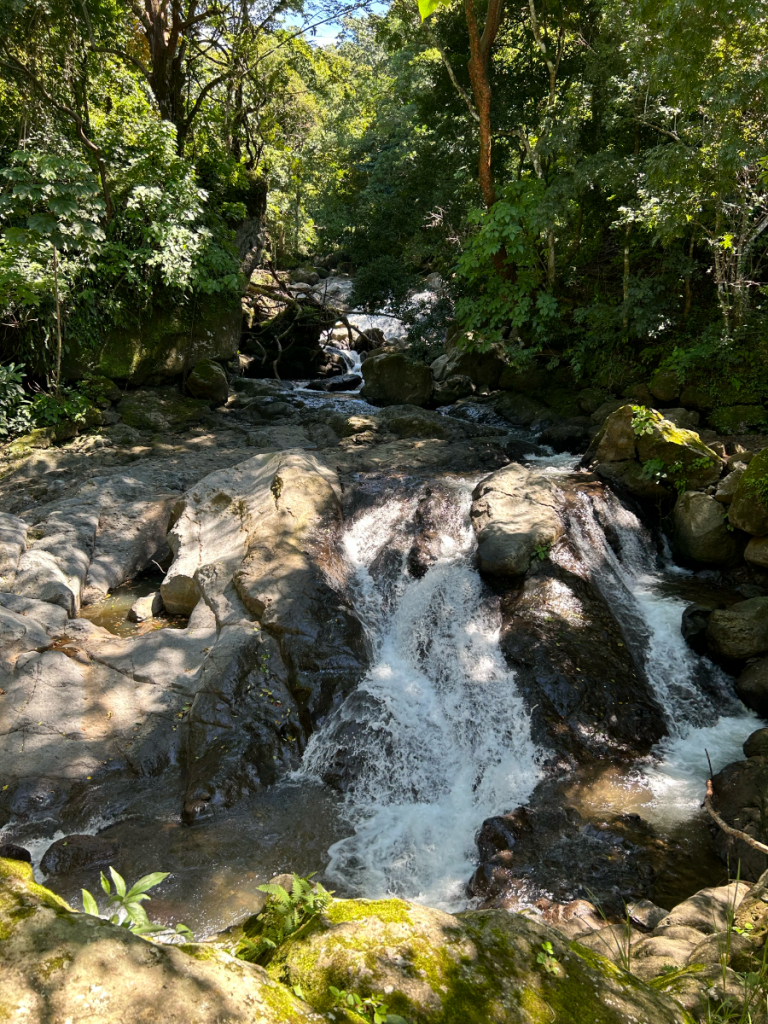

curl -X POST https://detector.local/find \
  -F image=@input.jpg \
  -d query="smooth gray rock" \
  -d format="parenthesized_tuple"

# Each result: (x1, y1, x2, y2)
(127, 591, 163, 622)
(471, 464, 565, 576)
(0, 512, 27, 588)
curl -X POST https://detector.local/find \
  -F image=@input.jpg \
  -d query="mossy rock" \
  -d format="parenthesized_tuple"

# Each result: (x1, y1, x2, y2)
(5, 420, 81, 459)
(541, 387, 580, 418)
(117, 387, 211, 432)
(730, 447, 768, 536)
(64, 293, 242, 385)
(265, 897, 693, 1023)
(0, 857, 321, 1024)
(584, 406, 721, 499)
(707, 404, 768, 434)
(185, 358, 229, 405)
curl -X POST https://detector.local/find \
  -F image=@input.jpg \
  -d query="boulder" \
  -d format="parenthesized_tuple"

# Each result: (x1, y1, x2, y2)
(306, 372, 362, 392)
(744, 727, 768, 758)
(127, 591, 163, 622)
(735, 658, 768, 717)
(291, 268, 320, 285)
(538, 419, 592, 453)
(746, 536, 768, 568)
(117, 387, 210, 433)
(361, 352, 432, 407)
(65, 294, 242, 385)
(711, 758, 768, 879)
(471, 464, 565, 577)
(185, 358, 229, 405)
(591, 398, 631, 424)
(681, 603, 712, 655)
(12, 507, 100, 615)
(263, 895, 689, 1024)
(662, 407, 700, 429)
(431, 374, 475, 405)
(0, 607, 219, 823)
(708, 404, 768, 434)
(671, 491, 740, 565)
(424, 271, 443, 291)
(40, 833, 120, 876)
(430, 343, 506, 391)
(489, 391, 548, 427)
(649, 368, 681, 403)
(714, 465, 746, 503)
(0, 858, 319, 1024)
(729, 447, 768, 536)
(707, 597, 768, 660)
(582, 405, 721, 501)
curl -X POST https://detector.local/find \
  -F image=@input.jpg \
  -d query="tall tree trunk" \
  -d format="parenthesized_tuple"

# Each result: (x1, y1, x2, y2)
(464, 0, 504, 210)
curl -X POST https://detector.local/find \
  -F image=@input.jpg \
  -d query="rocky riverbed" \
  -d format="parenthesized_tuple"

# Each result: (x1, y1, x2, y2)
(3, 276, 768, 1021)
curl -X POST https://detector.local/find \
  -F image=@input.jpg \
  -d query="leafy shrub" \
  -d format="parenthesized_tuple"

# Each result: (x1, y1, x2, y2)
(236, 873, 333, 964)
(0, 363, 32, 437)
(81, 865, 192, 941)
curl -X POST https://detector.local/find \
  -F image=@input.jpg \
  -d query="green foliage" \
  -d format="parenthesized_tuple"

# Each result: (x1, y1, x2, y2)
(328, 986, 396, 1023)
(80, 865, 192, 941)
(454, 181, 559, 355)
(0, 363, 33, 437)
(533, 543, 551, 561)
(631, 406, 656, 437)
(236, 873, 333, 965)
(536, 940, 561, 975)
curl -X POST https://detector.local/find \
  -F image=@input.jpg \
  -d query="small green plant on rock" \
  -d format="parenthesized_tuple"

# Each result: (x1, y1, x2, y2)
(536, 940, 561, 975)
(328, 987, 406, 1024)
(236, 872, 333, 964)
(533, 542, 551, 561)
(80, 865, 192, 941)
(631, 405, 656, 437)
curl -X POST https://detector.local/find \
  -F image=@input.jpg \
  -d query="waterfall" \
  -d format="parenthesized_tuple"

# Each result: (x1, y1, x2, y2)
(299, 481, 544, 909)
(561, 488, 756, 825)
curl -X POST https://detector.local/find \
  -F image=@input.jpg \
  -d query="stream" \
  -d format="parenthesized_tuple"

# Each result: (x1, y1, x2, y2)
(0, 314, 759, 938)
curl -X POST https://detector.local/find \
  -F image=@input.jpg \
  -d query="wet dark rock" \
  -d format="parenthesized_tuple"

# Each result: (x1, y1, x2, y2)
(681, 604, 713, 655)
(182, 627, 305, 823)
(41, 833, 120, 876)
(306, 373, 362, 392)
(431, 375, 475, 406)
(627, 899, 669, 931)
(744, 727, 768, 758)
(500, 561, 666, 762)
(735, 658, 768, 718)
(538, 418, 592, 453)
(711, 756, 768, 880)
(0, 843, 31, 863)
(470, 777, 662, 915)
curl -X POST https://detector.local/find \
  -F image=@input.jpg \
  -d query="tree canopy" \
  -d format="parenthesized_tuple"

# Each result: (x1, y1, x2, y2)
(1, 0, 767, 396)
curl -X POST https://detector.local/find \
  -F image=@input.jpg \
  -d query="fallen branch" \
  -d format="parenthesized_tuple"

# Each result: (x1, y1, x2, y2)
(704, 778, 768, 856)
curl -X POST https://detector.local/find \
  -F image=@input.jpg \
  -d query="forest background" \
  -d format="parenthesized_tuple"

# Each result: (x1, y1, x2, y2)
(1, 0, 767, 431)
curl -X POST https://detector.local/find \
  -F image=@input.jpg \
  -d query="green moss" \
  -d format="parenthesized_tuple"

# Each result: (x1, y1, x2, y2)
(0, 857, 74, 940)
(709, 404, 768, 434)
(324, 898, 413, 926)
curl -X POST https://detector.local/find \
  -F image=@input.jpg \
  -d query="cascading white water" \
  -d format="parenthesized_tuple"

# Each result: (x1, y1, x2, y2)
(561, 489, 756, 825)
(300, 482, 544, 909)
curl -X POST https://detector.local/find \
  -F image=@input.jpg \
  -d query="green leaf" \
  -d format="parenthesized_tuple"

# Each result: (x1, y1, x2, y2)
(81, 889, 99, 916)
(417, 0, 449, 19)
(109, 866, 126, 898)
(124, 872, 169, 902)
(100, 871, 111, 896)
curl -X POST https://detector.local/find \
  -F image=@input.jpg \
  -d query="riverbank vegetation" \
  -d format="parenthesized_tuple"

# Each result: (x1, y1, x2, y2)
(1, 0, 768, 398)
